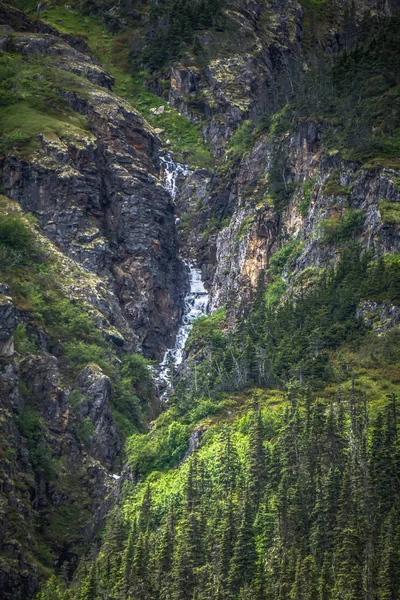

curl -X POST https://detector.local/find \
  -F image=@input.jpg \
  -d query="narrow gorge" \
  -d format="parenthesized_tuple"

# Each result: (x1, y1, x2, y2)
(0, 0, 400, 599)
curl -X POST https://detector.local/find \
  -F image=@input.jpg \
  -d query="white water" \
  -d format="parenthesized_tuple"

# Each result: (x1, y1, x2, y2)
(156, 266, 209, 399)
(155, 155, 205, 398)
(160, 154, 190, 201)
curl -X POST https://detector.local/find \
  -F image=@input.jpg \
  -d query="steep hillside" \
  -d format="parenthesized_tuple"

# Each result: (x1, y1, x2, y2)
(0, 0, 399, 599)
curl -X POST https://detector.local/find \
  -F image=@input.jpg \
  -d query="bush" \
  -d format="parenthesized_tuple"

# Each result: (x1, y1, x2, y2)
(76, 417, 94, 449)
(15, 409, 55, 478)
(227, 120, 256, 160)
(268, 240, 303, 277)
(379, 200, 400, 225)
(127, 420, 190, 475)
(14, 323, 37, 355)
(188, 308, 227, 346)
(0, 213, 35, 254)
(321, 208, 365, 244)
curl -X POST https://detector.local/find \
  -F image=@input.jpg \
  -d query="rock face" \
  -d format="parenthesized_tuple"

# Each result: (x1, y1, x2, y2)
(0, 285, 15, 357)
(206, 123, 400, 317)
(74, 365, 122, 467)
(0, 3, 186, 359)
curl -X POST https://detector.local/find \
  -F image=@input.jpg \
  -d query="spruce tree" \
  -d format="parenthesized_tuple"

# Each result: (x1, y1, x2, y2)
(229, 496, 257, 596)
(80, 563, 97, 600)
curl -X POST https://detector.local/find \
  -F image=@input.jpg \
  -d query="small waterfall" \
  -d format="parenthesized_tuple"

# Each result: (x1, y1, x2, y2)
(157, 266, 209, 399)
(160, 154, 190, 200)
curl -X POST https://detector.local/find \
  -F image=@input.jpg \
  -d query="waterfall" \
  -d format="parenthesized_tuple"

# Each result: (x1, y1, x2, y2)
(160, 154, 190, 201)
(157, 265, 209, 399)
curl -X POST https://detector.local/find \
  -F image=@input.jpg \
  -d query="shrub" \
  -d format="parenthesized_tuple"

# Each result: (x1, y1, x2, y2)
(76, 418, 94, 449)
(268, 240, 303, 277)
(227, 120, 256, 160)
(15, 409, 55, 478)
(14, 323, 37, 355)
(321, 208, 365, 244)
(379, 200, 400, 225)
(0, 213, 35, 254)
(265, 279, 288, 308)
(188, 308, 227, 346)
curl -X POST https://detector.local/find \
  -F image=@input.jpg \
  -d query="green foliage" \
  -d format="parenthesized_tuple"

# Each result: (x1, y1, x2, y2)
(0, 207, 154, 434)
(139, 0, 226, 72)
(36, 575, 66, 600)
(361, 253, 400, 303)
(321, 208, 365, 244)
(76, 418, 95, 449)
(188, 308, 226, 347)
(15, 409, 55, 478)
(14, 323, 37, 355)
(265, 278, 288, 309)
(19, 3, 214, 168)
(290, 15, 400, 163)
(0, 212, 36, 253)
(127, 419, 190, 476)
(176, 245, 400, 394)
(227, 120, 256, 161)
(268, 240, 303, 278)
(322, 171, 351, 196)
(0, 54, 89, 155)
(298, 177, 318, 216)
(69, 389, 400, 600)
(379, 200, 400, 225)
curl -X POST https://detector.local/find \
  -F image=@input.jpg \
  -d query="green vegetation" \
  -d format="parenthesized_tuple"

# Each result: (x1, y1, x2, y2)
(379, 199, 400, 225)
(322, 171, 351, 196)
(226, 120, 256, 162)
(15, 2, 214, 168)
(187, 308, 227, 348)
(15, 409, 55, 478)
(40, 387, 400, 600)
(0, 205, 154, 431)
(321, 208, 365, 244)
(292, 14, 400, 164)
(267, 240, 303, 277)
(0, 54, 89, 156)
(298, 176, 318, 216)
(139, 0, 226, 72)
(174, 244, 400, 395)
(76, 418, 95, 449)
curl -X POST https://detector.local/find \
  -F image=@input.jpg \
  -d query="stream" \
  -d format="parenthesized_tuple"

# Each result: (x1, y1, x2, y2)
(155, 156, 209, 399)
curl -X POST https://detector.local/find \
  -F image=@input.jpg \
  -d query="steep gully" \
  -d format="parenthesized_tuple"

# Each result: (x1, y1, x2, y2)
(155, 156, 209, 399)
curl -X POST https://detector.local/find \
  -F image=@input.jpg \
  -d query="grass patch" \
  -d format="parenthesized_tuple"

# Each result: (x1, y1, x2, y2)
(0, 54, 90, 156)
(379, 200, 400, 225)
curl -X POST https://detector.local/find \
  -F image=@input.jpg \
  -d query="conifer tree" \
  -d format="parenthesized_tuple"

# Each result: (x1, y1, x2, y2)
(120, 521, 137, 597)
(248, 408, 266, 512)
(377, 508, 400, 600)
(80, 563, 97, 600)
(229, 496, 257, 596)
(155, 509, 176, 599)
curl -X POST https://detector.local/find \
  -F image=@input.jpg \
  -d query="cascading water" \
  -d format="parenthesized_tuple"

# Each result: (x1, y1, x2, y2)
(157, 265, 209, 399)
(160, 154, 190, 201)
(155, 155, 207, 399)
